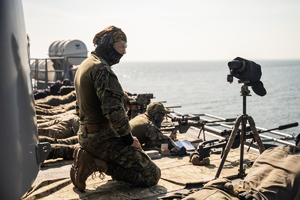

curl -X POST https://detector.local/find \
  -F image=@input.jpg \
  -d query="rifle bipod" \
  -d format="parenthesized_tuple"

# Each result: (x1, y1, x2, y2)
(197, 117, 236, 141)
(197, 122, 207, 141)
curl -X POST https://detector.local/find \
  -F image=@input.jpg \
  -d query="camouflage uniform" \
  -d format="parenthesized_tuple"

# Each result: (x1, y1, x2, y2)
(35, 101, 76, 116)
(39, 136, 79, 160)
(130, 102, 171, 148)
(39, 135, 79, 145)
(37, 114, 80, 139)
(35, 90, 76, 107)
(36, 109, 76, 123)
(74, 27, 160, 187)
(46, 144, 79, 160)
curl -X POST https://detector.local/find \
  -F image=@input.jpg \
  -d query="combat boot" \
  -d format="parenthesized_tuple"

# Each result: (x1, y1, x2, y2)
(71, 148, 108, 191)
(70, 146, 80, 188)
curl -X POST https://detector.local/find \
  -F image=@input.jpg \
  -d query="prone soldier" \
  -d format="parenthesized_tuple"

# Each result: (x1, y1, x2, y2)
(39, 136, 79, 160)
(130, 102, 178, 151)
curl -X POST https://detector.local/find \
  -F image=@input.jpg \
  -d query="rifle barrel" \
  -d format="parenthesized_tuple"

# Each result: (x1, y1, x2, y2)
(160, 127, 176, 132)
(258, 122, 298, 133)
(278, 122, 298, 130)
(166, 106, 182, 109)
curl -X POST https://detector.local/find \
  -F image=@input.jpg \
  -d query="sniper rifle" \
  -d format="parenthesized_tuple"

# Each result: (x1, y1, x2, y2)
(126, 93, 154, 119)
(191, 122, 298, 162)
(160, 114, 201, 133)
(161, 113, 235, 137)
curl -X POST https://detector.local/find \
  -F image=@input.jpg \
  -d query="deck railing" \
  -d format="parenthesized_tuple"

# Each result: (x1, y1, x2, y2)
(30, 56, 87, 90)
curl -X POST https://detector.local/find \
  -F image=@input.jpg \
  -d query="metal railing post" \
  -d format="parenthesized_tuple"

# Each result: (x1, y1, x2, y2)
(34, 59, 38, 90)
(44, 59, 48, 88)
(65, 57, 69, 80)
(34, 59, 38, 83)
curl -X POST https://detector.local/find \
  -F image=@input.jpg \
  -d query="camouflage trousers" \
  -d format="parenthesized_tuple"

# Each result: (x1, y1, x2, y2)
(39, 135, 78, 144)
(35, 90, 76, 106)
(37, 109, 76, 122)
(78, 129, 161, 187)
(37, 114, 80, 139)
(47, 143, 79, 160)
(39, 136, 79, 160)
(35, 101, 76, 116)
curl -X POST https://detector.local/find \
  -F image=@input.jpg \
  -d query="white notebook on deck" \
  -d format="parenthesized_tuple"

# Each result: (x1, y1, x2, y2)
(175, 139, 195, 151)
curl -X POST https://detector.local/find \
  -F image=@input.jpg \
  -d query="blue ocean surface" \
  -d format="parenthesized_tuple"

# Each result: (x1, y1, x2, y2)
(114, 60, 300, 141)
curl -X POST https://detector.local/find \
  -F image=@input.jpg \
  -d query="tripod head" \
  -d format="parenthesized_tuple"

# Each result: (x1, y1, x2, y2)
(239, 81, 251, 97)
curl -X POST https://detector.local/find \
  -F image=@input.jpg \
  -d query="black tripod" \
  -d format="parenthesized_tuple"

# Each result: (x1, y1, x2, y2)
(215, 81, 265, 178)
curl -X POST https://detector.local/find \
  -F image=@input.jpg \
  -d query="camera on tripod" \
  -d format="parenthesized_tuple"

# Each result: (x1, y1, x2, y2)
(214, 57, 268, 178)
(227, 57, 267, 96)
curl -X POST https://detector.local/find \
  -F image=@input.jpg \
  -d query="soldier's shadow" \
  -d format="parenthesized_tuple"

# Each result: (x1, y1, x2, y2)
(73, 179, 168, 199)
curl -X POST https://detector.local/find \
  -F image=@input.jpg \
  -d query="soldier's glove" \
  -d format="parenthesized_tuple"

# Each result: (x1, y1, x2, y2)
(121, 132, 134, 145)
(239, 191, 255, 200)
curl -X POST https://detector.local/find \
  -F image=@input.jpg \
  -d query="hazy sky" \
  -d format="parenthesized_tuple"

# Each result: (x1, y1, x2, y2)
(23, 0, 300, 62)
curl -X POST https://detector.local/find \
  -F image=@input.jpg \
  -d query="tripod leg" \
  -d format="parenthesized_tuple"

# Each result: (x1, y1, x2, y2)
(215, 115, 243, 178)
(247, 116, 265, 154)
(239, 116, 247, 177)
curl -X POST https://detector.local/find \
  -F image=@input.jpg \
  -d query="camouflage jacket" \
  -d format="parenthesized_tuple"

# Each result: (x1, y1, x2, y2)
(130, 113, 170, 147)
(74, 51, 131, 137)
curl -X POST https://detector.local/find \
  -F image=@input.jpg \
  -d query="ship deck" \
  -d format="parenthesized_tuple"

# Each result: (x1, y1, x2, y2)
(22, 125, 264, 200)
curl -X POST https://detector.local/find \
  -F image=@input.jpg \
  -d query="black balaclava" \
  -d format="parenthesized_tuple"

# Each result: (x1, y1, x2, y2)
(95, 44, 123, 66)
(151, 112, 164, 127)
(95, 28, 125, 66)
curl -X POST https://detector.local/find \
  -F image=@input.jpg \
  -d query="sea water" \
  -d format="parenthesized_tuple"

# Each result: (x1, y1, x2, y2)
(114, 60, 300, 142)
